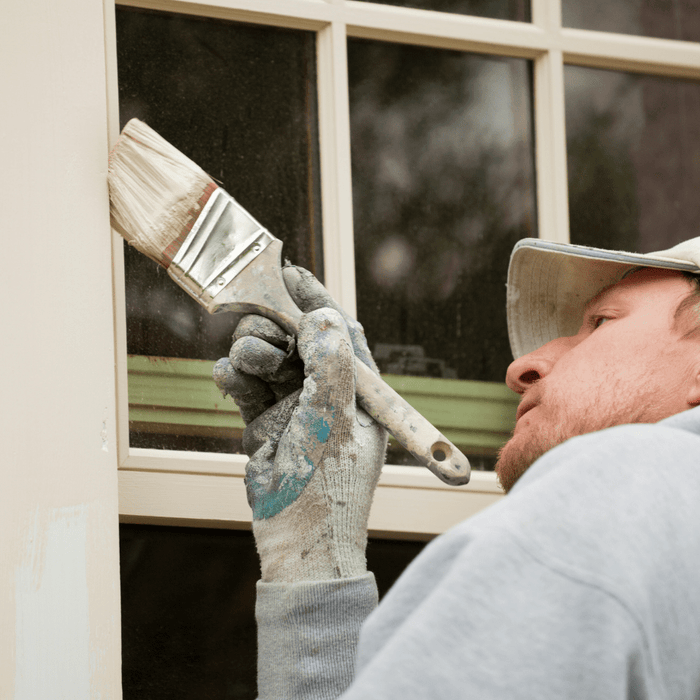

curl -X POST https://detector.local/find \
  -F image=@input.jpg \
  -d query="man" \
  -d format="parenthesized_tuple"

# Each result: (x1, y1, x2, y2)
(214, 237, 700, 699)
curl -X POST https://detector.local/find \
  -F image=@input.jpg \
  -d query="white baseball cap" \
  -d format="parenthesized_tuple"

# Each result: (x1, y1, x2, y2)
(506, 237, 700, 359)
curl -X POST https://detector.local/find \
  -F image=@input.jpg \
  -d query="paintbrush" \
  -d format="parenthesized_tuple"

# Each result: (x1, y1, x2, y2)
(108, 118, 470, 486)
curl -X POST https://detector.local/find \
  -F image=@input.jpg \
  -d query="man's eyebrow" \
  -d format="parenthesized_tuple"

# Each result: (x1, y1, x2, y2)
(582, 269, 642, 314)
(582, 282, 619, 315)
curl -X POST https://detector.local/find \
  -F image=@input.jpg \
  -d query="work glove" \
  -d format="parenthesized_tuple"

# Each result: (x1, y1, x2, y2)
(213, 266, 388, 583)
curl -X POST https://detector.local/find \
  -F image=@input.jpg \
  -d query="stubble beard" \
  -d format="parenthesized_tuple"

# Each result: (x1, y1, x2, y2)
(495, 424, 563, 493)
(495, 406, 601, 493)
(495, 380, 659, 493)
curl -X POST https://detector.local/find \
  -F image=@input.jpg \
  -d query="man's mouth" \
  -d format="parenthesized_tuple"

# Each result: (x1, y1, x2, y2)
(516, 399, 538, 422)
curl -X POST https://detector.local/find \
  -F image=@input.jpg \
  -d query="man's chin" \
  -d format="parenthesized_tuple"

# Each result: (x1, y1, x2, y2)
(495, 431, 554, 493)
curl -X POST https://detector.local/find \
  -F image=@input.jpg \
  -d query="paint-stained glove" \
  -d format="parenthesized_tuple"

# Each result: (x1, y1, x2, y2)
(213, 266, 388, 583)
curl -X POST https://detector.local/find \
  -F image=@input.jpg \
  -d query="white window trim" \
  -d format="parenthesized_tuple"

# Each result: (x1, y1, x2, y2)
(109, 0, 700, 537)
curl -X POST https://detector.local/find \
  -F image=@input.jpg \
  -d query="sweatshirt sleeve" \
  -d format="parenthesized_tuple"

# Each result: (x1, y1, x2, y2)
(255, 573, 378, 700)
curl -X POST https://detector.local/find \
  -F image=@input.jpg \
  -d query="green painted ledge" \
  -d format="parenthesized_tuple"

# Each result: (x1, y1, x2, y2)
(127, 355, 519, 454)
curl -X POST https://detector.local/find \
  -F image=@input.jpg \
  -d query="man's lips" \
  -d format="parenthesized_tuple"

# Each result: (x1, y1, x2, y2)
(516, 398, 538, 422)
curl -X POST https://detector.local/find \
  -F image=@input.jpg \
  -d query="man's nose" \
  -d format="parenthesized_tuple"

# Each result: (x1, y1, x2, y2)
(505, 337, 571, 394)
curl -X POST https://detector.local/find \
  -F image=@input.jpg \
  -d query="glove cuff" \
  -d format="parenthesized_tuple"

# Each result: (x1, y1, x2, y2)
(253, 486, 371, 582)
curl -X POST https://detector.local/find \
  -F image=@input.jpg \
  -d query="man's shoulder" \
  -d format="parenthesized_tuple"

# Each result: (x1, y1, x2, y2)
(492, 406, 700, 562)
(440, 406, 700, 606)
(436, 406, 700, 561)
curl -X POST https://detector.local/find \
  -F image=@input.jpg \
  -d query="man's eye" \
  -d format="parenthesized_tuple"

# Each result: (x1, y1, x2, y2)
(593, 316, 609, 329)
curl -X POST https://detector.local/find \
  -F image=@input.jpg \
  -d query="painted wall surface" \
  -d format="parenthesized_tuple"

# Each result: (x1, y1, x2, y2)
(0, 0, 122, 697)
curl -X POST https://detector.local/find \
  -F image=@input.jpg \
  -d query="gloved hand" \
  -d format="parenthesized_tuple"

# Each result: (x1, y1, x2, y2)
(213, 266, 388, 583)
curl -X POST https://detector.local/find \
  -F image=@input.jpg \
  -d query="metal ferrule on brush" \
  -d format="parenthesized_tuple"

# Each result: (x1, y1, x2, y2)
(168, 188, 275, 312)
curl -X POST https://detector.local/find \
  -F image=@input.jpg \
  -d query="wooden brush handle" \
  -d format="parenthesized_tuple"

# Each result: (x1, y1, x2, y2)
(353, 360, 470, 484)
(210, 241, 471, 485)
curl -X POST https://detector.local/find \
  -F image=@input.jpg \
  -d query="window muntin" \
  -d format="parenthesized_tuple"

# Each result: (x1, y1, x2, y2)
(352, 0, 530, 21)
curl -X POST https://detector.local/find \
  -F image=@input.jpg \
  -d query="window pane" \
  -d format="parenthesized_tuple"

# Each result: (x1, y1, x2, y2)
(117, 8, 322, 361)
(115, 8, 322, 451)
(120, 524, 425, 698)
(349, 40, 534, 467)
(349, 40, 535, 383)
(566, 66, 700, 253)
(562, 0, 700, 43)
(353, 0, 530, 21)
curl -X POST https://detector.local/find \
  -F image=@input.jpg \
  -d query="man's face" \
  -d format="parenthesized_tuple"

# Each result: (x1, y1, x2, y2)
(496, 268, 700, 492)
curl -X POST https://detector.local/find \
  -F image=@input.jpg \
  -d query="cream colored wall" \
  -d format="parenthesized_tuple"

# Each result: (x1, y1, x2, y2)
(1, 0, 122, 697)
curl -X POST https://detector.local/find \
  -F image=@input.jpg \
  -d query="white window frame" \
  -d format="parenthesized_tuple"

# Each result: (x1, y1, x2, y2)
(109, 0, 700, 537)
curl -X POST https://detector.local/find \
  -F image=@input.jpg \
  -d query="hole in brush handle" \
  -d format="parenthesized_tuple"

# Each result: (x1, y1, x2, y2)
(431, 443, 449, 462)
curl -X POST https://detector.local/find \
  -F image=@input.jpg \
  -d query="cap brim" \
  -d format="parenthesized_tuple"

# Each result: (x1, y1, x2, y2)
(507, 238, 700, 359)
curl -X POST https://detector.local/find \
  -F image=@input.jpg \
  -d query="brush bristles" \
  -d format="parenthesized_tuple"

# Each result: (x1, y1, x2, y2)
(108, 118, 217, 267)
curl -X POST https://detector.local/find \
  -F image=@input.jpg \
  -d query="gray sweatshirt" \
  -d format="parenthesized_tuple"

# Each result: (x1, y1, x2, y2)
(256, 406, 700, 699)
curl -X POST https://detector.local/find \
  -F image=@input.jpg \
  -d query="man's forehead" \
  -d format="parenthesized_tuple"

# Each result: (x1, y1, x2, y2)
(583, 267, 690, 313)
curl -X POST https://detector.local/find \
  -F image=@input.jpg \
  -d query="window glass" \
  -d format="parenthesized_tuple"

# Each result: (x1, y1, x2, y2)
(353, 0, 530, 21)
(348, 40, 533, 467)
(115, 8, 322, 451)
(116, 7, 322, 360)
(562, 0, 700, 44)
(349, 39, 535, 383)
(565, 66, 700, 252)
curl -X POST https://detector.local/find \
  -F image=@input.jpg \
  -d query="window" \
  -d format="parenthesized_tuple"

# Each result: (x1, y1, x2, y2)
(111, 0, 700, 536)
(565, 66, 700, 252)
(120, 524, 426, 698)
(562, 0, 700, 43)
(117, 8, 323, 455)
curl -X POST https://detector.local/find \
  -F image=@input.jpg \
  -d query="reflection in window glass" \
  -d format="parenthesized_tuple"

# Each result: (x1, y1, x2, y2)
(562, 0, 700, 43)
(353, 0, 530, 21)
(116, 7, 322, 362)
(565, 66, 700, 253)
(349, 40, 536, 387)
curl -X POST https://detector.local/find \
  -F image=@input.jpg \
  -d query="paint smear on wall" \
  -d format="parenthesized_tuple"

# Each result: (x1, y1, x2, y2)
(14, 505, 91, 699)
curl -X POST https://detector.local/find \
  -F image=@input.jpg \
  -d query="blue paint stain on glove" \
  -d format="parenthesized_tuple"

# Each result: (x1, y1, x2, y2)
(311, 416, 332, 444)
